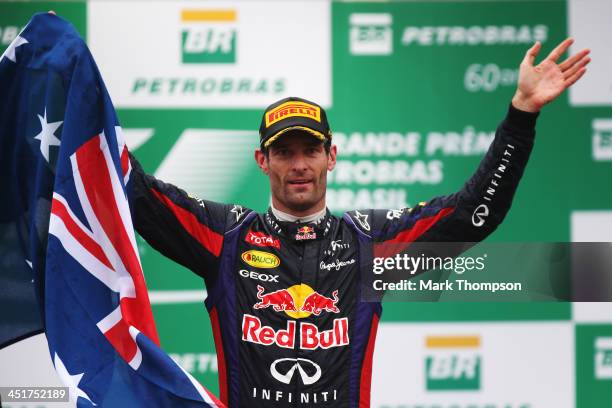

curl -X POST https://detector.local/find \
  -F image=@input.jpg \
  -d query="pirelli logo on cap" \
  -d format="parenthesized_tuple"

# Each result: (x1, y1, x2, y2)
(265, 102, 321, 128)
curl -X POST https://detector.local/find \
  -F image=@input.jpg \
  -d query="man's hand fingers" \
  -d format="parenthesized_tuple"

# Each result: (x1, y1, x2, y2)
(522, 41, 541, 67)
(546, 37, 573, 62)
(563, 56, 591, 80)
(559, 49, 590, 71)
(564, 67, 587, 88)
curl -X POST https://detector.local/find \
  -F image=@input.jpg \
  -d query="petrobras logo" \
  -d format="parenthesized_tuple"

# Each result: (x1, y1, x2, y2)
(349, 13, 393, 56)
(253, 284, 340, 318)
(245, 230, 280, 249)
(265, 101, 321, 128)
(402, 25, 548, 46)
(88, 1, 331, 108)
(181, 9, 237, 64)
(425, 335, 481, 391)
(595, 337, 612, 380)
(241, 250, 280, 269)
(592, 119, 612, 161)
(242, 314, 349, 350)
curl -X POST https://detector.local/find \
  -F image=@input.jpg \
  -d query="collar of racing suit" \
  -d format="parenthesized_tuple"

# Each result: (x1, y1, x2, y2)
(265, 207, 333, 241)
(270, 204, 327, 223)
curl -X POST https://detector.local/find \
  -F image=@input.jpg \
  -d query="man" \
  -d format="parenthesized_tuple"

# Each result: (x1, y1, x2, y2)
(130, 39, 589, 407)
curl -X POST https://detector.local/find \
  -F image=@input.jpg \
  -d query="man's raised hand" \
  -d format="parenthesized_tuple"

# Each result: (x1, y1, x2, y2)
(512, 38, 590, 112)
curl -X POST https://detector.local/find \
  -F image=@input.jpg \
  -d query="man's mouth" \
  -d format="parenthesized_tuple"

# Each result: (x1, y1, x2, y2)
(288, 179, 312, 186)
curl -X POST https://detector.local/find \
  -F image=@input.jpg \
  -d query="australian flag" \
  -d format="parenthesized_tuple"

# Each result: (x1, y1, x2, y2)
(0, 13, 223, 407)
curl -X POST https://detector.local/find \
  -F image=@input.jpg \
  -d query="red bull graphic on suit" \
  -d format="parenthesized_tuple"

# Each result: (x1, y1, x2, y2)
(243, 284, 349, 350)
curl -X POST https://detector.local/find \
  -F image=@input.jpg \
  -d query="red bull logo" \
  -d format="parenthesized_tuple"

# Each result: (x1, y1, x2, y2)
(246, 285, 348, 349)
(253, 284, 340, 319)
(295, 226, 316, 241)
(301, 290, 340, 316)
(242, 314, 349, 350)
(253, 285, 297, 312)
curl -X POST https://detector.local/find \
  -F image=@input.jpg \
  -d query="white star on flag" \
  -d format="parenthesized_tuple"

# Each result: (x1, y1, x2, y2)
(53, 353, 96, 406)
(34, 108, 62, 162)
(0, 35, 28, 63)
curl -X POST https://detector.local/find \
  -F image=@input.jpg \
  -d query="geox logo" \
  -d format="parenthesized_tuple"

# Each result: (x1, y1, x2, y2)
(349, 13, 393, 56)
(266, 102, 321, 128)
(425, 335, 481, 391)
(181, 9, 237, 64)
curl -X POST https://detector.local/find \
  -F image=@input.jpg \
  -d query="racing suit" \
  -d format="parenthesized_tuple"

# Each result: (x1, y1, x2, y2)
(130, 105, 538, 407)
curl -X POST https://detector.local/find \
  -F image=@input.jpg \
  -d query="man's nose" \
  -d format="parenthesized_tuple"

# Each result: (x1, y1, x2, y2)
(291, 152, 308, 171)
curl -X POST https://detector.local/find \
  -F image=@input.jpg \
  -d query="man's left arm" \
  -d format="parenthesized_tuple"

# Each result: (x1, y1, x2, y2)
(358, 38, 590, 243)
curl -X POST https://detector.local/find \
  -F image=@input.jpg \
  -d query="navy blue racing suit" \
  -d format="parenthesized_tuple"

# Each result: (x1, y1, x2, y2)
(130, 105, 538, 407)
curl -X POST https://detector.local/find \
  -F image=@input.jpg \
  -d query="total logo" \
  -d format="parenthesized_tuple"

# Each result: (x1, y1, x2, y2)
(349, 13, 393, 56)
(241, 250, 280, 269)
(253, 284, 340, 318)
(245, 230, 280, 249)
(425, 335, 481, 391)
(180, 9, 237, 64)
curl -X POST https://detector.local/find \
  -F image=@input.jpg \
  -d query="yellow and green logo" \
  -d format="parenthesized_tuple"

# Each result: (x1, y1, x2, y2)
(425, 335, 481, 391)
(241, 250, 280, 269)
(181, 9, 236, 64)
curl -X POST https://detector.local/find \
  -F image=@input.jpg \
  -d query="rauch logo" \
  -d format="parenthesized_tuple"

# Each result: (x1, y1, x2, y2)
(181, 9, 237, 64)
(425, 335, 481, 391)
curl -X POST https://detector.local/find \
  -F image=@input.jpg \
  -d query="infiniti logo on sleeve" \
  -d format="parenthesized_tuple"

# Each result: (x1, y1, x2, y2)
(472, 204, 490, 227)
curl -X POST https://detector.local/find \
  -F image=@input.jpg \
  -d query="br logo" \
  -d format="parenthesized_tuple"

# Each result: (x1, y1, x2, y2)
(180, 9, 237, 64)
(349, 13, 393, 56)
(424, 336, 481, 391)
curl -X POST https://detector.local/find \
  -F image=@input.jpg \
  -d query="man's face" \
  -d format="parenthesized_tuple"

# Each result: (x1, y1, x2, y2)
(255, 131, 337, 215)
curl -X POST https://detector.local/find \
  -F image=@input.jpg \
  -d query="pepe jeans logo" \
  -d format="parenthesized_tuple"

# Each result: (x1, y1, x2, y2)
(270, 358, 322, 385)
(180, 9, 237, 64)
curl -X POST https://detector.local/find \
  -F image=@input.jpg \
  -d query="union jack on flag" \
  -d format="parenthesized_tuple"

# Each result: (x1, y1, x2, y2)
(0, 13, 223, 407)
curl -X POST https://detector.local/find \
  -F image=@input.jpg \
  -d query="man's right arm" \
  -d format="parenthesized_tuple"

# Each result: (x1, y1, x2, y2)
(129, 153, 229, 279)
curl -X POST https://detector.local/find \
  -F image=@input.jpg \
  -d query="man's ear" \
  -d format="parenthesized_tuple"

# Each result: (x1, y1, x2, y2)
(327, 144, 337, 172)
(255, 149, 268, 174)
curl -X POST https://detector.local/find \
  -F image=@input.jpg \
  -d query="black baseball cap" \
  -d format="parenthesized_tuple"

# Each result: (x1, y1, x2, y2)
(259, 96, 332, 149)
